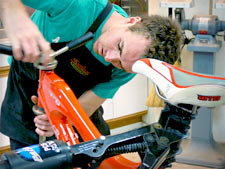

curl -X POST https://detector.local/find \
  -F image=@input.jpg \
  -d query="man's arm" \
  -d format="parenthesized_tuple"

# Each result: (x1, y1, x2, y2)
(0, 0, 51, 64)
(78, 89, 106, 117)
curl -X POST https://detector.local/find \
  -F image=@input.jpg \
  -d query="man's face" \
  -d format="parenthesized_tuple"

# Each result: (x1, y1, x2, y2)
(93, 25, 150, 73)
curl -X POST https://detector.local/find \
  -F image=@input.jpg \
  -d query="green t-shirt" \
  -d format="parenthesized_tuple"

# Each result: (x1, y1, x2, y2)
(22, 0, 135, 98)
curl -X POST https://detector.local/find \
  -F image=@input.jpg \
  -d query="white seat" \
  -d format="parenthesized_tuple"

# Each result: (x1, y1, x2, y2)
(132, 58, 225, 108)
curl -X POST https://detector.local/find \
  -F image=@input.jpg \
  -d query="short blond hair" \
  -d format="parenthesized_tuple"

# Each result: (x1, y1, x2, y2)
(129, 15, 182, 64)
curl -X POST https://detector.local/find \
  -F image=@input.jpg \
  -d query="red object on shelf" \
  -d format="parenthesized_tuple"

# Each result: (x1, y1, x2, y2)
(110, 0, 121, 6)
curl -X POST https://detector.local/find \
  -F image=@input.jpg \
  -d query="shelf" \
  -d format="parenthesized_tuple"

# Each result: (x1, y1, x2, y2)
(215, 0, 225, 9)
(160, 0, 194, 8)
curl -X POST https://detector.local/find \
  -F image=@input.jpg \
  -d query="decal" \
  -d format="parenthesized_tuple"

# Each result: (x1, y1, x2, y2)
(52, 36, 60, 43)
(49, 91, 60, 106)
(70, 58, 90, 76)
(16, 141, 61, 162)
(197, 95, 221, 101)
(16, 145, 43, 162)
(40, 141, 60, 153)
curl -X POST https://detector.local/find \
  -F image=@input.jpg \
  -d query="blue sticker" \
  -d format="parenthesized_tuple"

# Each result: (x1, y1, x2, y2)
(16, 141, 61, 162)
(16, 145, 43, 162)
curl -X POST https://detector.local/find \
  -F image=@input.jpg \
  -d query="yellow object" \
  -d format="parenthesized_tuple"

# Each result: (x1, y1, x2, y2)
(146, 59, 181, 107)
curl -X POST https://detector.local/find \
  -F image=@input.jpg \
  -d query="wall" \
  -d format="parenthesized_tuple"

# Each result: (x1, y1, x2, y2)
(103, 74, 148, 120)
(147, 0, 225, 143)
(0, 52, 10, 147)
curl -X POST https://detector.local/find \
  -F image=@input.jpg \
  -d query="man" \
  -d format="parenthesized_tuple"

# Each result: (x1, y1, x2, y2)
(0, 0, 182, 150)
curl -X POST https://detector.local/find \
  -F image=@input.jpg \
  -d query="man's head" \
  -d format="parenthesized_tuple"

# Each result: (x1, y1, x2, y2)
(129, 15, 182, 65)
(94, 14, 182, 73)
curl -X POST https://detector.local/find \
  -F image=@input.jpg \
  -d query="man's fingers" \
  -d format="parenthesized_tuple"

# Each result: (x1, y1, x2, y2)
(34, 114, 50, 124)
(7, 20, 51, 64)
(34, 114, 54, 137)
(31, 95, 38, 104)
(35, 122, 52, 131)
(10, 31, 52, 65)
(21, 36, 41, 63)
(11, 40, 24, 61)
(37, 36, 51, 65)
(35, 128, 54, 137)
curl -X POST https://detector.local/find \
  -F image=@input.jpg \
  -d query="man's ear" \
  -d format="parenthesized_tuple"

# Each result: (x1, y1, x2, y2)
(126, 17, 142, 25)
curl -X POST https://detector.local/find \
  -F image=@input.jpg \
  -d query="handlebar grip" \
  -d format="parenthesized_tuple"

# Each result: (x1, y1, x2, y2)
(0, 160, 11, 169)
(1, 140, 73, 169)
(0, 44, 13, 56)
(67, 32, 93, 51)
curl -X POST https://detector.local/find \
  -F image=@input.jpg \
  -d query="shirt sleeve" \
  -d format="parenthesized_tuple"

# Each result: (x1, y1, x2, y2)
(92, 68, 136, 99)
(22, 0, 75, 16)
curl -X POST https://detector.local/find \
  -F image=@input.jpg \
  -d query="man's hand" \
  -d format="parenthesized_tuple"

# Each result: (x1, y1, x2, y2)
(0, 0, 51, 65)
(31, 96, 54, 137)
(34, 114, 55, 137)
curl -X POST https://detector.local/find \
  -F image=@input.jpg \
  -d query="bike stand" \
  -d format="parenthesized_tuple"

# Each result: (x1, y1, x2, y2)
(176, 35, 225, 168)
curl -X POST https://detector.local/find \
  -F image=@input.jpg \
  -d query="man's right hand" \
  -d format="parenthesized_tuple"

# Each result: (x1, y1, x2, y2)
(0, 0, 52, 65)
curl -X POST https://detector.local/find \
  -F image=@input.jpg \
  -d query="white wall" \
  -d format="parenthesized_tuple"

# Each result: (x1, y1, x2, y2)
(103, 74, 148, 119)
(147, 0, 225, 143)
(0, 77, 9, 147)
(0, 52, 10, 147)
